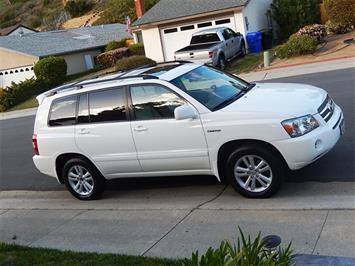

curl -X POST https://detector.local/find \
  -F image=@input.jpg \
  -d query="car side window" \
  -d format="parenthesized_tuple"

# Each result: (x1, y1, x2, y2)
(89, 88, 127, 123)
(49, 96, 77, 127)
(222, 29, 231, 40)
(130, 85, 185, 120)
(227, 28, 237, 37)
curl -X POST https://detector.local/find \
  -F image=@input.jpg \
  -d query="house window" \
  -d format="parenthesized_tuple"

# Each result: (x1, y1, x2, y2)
(164, 28, 178, 34)
(181, 25, 194, 31)
(215, 19, 231, 25)
(197, 22, 212, 28)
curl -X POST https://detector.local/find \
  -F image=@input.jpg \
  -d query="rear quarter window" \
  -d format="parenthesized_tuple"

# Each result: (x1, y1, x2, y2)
(48, 96, 77, 126)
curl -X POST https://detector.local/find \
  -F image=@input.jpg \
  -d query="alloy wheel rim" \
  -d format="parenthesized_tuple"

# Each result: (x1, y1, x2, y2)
(234, 155, 273, 193)
(68, 165, 94, 196)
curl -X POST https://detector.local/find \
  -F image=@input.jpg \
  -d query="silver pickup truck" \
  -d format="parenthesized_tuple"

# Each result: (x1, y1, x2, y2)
(174, 27, 246, 69)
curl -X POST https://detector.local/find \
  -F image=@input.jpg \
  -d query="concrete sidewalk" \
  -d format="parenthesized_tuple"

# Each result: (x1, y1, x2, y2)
(1, 182, 354, 260)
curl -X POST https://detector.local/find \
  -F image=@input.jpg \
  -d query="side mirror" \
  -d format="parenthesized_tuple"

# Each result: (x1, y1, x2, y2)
(174, 104, 198, 120)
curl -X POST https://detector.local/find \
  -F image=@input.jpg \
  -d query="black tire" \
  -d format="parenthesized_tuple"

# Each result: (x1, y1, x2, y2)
(218, 55, 226, 70)
(62, 158, 106, 200)
(226, 145, 284, 198)
(240, 41, 246, 57)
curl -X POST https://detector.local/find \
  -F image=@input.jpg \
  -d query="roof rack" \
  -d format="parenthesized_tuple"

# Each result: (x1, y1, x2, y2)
(48, 74, 159, 97)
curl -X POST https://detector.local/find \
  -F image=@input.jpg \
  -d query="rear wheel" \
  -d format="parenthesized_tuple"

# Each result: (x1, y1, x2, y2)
(218, 55, 226, 70)
(63, 158, 106, 200)
(226, 146, 284, 198)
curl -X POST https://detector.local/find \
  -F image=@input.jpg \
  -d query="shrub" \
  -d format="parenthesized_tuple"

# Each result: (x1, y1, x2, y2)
(128, 43, 145, 56)
(115, 56, 156, 72)
(105, 38, 131, 52)
(34, 56, 67, 85)
(0, 79, 49, 111)
(271, 0, 321, 41)
(325, 20, 354, 34)
(323, 0, 355, 26)
(97, 47, 129, 68)
(297, 24, 327, 43)
(65, 0, 93, 18)
(276, 34, 318, 58)
(182, 228, 294, 266)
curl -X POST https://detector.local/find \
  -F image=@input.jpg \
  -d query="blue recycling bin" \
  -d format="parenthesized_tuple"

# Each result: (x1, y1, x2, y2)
(246, 32, 263, 53)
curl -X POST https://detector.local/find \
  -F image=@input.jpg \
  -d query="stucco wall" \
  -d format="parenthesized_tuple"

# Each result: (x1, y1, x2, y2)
(141, 27, 165, 62)
(242, 0, 272, 33)
(62, 49, 101, 75)
(0, 48, 38, 70)
(233, 11, 247, 38)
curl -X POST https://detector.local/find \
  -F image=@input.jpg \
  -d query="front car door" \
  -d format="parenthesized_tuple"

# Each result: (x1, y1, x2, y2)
(227, 28, 242, 55)
(75, 86, 141, 178)
(129, 84, 210, 173)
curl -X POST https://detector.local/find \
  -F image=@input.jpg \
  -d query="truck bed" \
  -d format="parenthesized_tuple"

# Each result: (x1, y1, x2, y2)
(175, 42, 221, 54)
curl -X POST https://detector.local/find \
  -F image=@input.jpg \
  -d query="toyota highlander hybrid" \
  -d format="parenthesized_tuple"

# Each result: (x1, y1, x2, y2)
(33, 61, 344, 200)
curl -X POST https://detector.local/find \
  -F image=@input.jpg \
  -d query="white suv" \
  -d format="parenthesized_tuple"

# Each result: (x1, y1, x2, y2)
(33, 62, 344, 200)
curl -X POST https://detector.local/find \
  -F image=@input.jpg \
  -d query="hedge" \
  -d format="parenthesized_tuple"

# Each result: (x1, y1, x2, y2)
(34, 56, 67, 85)
(105, 38, 132, 52)
(97, 48, 129, 68)
(116, 56, 156, 72)
(0, 79, 50, 112)
(323, 0, 355, 26)
(128, 43, 145, 56)
(276, 34, 318, 58)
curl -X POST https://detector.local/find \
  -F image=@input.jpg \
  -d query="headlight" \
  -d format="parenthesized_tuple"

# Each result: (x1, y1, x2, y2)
(281, 115, 319, 138)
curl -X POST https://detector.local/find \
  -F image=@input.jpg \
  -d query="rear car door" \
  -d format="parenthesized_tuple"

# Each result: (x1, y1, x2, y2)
(75, 87, 141, 178)
(129, 84, 210, 172)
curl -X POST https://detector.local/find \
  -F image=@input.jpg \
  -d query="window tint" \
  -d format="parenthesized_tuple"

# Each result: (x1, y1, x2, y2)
(49, 96, 77, 126)
(190, 33, 220, 44)
(181, 25, 194, 31)
(130, 85, 185, 120)
(164, 28, 178, 34)
(197, 22, 212, 28)
(78, 94, 89, 124)
(215, 19, 231, 25)
(89, 88, 127, 123)
(222, 30, 231, 40)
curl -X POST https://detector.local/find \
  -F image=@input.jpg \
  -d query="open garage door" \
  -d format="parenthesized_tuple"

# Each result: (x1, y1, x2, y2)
(160, 17, 235, 61)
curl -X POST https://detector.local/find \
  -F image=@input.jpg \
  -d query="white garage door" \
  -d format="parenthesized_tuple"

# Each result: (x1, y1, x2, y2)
(160, 17, 235, 61)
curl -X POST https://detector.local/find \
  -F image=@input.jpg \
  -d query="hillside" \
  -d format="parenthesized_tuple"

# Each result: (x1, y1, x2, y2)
(0, 0, 159, 31)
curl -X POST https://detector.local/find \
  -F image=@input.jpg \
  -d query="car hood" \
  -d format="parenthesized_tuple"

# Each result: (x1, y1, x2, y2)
(221, 83, 327, 117)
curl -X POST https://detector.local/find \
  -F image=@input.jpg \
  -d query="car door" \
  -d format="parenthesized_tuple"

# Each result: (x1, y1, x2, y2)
(129, 84, 210, 172)
(227, 28, 242, 55)
(222, 29, 233, 58)
(75, 87, 141, 178)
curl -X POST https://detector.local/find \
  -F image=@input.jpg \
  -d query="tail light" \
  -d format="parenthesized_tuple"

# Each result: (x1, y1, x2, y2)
(32, 134, 39, 155)
(208, 51, 214, 58)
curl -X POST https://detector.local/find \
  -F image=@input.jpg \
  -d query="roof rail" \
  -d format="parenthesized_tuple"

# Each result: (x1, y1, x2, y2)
(47, 74, 159, 97)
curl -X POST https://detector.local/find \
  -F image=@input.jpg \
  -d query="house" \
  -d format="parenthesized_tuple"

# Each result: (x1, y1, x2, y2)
(132, 0, 273, 62)
(0, 23, 131, 88)
(0, 24, 37, 37)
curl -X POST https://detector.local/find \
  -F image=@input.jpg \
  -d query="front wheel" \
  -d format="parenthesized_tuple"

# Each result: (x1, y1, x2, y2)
(226, 146, 284, 198)
(63, 158, 106, 200)
(240, 42, 246, 57)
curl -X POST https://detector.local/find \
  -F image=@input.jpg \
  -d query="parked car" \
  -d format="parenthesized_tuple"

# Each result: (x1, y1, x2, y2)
(33, 61, 344, 200)
(174, 27, 246, 69)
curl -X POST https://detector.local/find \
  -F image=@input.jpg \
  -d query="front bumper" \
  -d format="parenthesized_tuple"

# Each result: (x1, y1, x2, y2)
(272, 105, 344, 170)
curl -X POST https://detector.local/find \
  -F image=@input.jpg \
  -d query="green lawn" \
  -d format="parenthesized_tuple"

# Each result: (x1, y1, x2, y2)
(7, 96, 38, 112)
(0, 243, 183, 266)
(226, 53, 264, 74)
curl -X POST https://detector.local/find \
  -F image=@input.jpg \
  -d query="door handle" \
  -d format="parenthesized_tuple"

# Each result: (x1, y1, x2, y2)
(79, 129, 90, 135)
(134, 125, 148, 132)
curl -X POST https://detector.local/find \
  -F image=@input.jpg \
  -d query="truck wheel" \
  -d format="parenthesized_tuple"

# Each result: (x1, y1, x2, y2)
(240, 42, 246, 57)
(63, 158, 106, 200)
(218, 55, 226, 70)
(226, 146, 284, 198)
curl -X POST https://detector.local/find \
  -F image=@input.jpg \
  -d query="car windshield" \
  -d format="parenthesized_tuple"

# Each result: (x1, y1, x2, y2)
(171, 66, 250, 111)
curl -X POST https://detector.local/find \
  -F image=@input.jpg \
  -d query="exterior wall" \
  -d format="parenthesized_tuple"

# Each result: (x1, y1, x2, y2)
(61, 49, 101, 75)
(242, 0, 272, 33)
(141, 27, 165, 62)
(0, 48, 38, 70)
(0, 65, 35, 88)
(8, 27, 36, 36)
(233, 11, 247, 38)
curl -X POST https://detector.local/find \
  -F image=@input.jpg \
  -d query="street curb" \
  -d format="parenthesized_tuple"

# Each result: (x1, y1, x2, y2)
(0, 107, 37, 121)
(263, 55, 355, 71)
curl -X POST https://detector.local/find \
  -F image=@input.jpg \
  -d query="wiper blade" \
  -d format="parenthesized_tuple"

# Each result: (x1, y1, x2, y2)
(212, 92, 243, 111)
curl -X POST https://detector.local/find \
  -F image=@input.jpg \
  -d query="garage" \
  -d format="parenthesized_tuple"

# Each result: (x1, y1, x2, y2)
(160, 17, 235, 61)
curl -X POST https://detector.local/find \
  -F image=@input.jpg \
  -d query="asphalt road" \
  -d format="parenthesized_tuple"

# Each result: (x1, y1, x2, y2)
(0, 68, 354, 191)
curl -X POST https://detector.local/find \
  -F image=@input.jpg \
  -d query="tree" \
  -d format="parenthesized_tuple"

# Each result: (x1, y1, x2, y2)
(271, 0, 321, 41)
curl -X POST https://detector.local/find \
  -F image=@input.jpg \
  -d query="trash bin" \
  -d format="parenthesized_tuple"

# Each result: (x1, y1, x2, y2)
(259, 28, 273, 50)
(246, 32, 263, 53)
